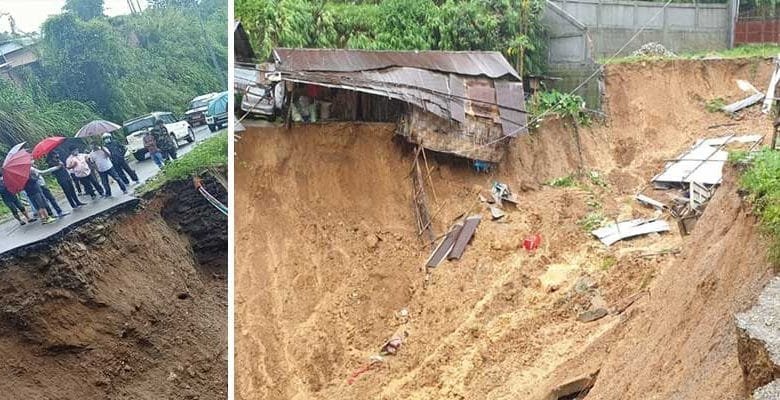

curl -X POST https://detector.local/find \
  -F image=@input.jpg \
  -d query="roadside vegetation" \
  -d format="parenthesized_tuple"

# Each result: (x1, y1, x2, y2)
(740, 148, 780, 265)
(139, 130, 228, 193)
(0, 0, 227, 154)
(604, 43, 780, 65)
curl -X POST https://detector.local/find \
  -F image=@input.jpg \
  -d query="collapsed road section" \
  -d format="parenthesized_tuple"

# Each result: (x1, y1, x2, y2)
(0, 176, 227, 399)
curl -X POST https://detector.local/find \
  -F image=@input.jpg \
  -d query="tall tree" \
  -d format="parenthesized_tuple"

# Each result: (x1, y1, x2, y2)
(63, 0, 105, 21)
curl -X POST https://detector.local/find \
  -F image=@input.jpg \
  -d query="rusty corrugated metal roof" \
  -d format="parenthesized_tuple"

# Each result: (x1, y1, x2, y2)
(273, 48, 521, 80)
(271, 48, 528, 141)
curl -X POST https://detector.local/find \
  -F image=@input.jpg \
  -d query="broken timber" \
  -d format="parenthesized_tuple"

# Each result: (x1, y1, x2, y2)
(425, 215, 482, 267)
(411, 146, 435, 245)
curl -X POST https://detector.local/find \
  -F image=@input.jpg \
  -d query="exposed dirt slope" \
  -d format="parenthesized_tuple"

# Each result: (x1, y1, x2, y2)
(0, 183, 227, 399)
(535, 170, 775, 399)
(236, 58, 776, 400)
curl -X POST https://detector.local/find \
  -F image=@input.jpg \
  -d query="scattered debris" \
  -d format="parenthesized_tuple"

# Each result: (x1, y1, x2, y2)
(630, 42, 675, 57)
(592, 219, 669, 246)
(491, 182, 518, 207)
(635, 194, 665, 210)
(689, 181, 712, 210)
(523, 234, 542, 251)
(762, 55, 780, 114)
(425, 224, 462, 268)
(380, 328, 408, 356)
(544, 370, 599, 400)
(577, 308, 608, 323)
(347, 356, 384, 385)
(425, 215, 482, 267)
(448, 216, 482, 260)
(489, 206, 505, 220)
(652, 135, 762, 186)
(722, 93, 764, 114)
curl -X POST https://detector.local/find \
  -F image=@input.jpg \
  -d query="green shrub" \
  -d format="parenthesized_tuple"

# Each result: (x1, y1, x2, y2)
(529, 90, 591, 126)
(705, 97, 726, 113)
(740, 149, 780, 264)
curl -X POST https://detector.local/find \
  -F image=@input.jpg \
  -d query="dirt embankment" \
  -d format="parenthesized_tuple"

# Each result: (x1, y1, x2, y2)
(236, 58, 777, 400)
(0, 179, 227, 399)
(536, 169, 774, 400)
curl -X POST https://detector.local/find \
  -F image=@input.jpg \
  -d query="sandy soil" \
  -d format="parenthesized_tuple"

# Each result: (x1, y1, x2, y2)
(0, 182, 228, 399)
(235, 58, 777, 399)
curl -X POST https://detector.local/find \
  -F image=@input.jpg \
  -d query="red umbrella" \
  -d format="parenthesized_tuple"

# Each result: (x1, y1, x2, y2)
(2, 149, 32, 194)
(32, 136, 67, 159)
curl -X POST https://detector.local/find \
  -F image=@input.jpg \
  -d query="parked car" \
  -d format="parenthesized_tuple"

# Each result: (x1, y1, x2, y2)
(206, 91, 228, 132)
(240, 81, 285, 119)
(184, 92, 218, 126)
(123, 112, 196, 161)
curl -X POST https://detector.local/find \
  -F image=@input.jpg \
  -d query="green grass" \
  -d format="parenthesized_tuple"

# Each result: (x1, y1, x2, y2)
(599, 255, 617, 271)
(138, 130, 228, 194)
(740, 149, 780, 265)
(603, 44, 780, 65)
(705, 97, 727, 113)
(578, 210, 606, 232)
(547, 174, 576, 187)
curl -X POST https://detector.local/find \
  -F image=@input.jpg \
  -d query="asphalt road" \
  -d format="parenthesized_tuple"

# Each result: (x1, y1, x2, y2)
(0, 125, 219, 255)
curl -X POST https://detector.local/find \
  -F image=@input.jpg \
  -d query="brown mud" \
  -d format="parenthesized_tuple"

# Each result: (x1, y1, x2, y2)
(236, 58, 776, 399)
(0, 178, 228, 399)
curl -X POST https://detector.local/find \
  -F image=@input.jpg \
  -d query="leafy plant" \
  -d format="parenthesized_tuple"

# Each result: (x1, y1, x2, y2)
(578, 210, 605, 231)
(705, 97, 726, 113)
(529, 90, 591, 126)
(600, 255, 617, 271)
(547, 174, 576, 187)
(740, 149, 780, 264)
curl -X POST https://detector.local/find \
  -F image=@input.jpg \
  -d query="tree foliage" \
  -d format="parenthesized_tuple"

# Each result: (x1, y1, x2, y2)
(235, 0, 548, 75)
(63, 0, 106, 21)
(0, 1, 227, 151)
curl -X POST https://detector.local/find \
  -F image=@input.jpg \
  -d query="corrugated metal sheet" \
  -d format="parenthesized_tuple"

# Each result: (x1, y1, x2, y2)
(273, 48, 521, 80)
(271, 48, 529, 156)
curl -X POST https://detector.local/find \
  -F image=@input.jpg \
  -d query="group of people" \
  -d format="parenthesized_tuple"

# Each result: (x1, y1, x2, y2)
(0, 133, 140, 226)
(143, 120, 178, 168)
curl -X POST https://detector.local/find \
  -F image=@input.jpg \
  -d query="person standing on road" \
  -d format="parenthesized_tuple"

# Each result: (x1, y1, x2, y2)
(23, 169, 57, 224)
(88, 144, 127, 198)
(66, 147, 104, 199)
(143, 129, 165, 168)
(102, 133, 139, 185)
(0, 174, 35, 225)
(30, 167, 69, 218)
(152, 120, 177, 161)
(45, 153, 87, 209)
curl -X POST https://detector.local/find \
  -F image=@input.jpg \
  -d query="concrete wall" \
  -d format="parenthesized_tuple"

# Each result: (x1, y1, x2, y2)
(552, 0, 732, 58)
(542, 1, 602, 109)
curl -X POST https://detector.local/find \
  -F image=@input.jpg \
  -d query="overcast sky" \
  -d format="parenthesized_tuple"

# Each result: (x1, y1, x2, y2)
(1, 0, 149, 33)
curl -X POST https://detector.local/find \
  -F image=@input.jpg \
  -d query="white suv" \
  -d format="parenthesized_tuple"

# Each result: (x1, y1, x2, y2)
(123, 112, 196, 161)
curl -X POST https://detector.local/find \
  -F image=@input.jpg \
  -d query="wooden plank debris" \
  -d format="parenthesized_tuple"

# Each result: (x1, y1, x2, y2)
(448, 215, 482, 260)
(635, 194, 665, 209)
(762, 55, 780, 114)
(425, 224, 462, 268)
(722, 93, 764, 114)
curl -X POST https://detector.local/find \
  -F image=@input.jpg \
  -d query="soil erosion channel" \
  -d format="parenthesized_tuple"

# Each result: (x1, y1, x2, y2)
(0, 177, 228, 399)
(236, 59, 776, 399)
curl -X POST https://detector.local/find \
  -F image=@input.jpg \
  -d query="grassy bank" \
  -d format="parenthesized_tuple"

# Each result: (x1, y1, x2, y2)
(603, 43, 780, 65)
(740, 149, 780, 265)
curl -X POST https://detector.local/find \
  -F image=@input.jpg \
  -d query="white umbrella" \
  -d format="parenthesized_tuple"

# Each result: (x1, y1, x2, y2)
(75, 120, 122, 138)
